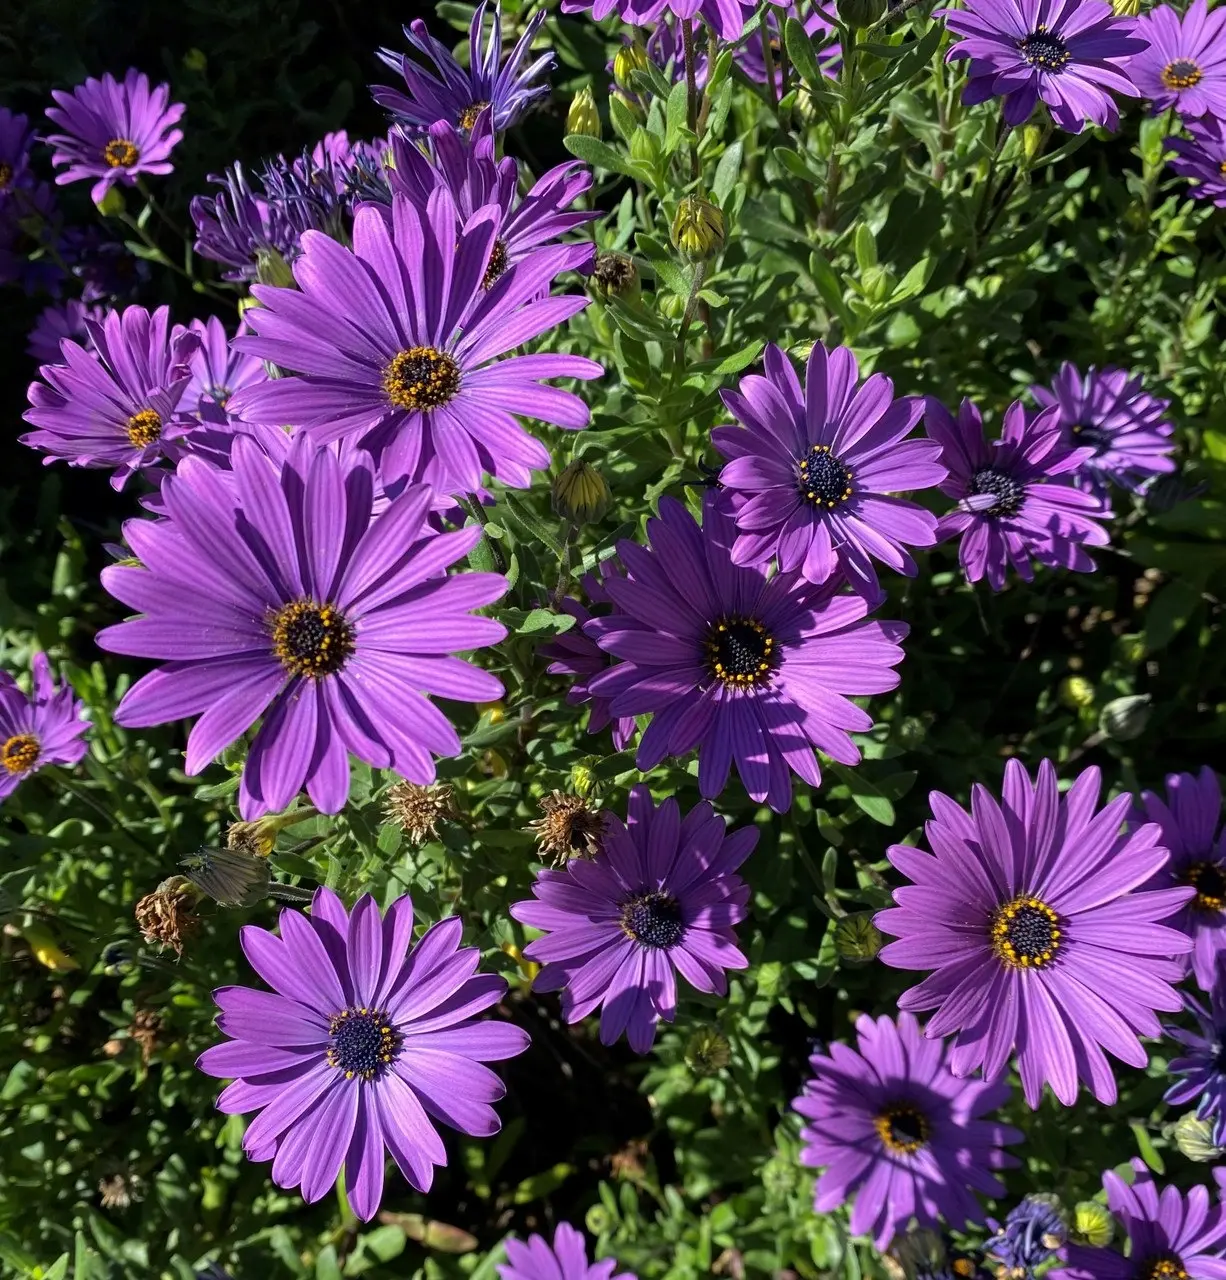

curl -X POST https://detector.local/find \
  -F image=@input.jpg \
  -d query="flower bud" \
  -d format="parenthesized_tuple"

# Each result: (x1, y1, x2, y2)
(630, 128, 662, 168)
(1172, 1113, 1224, 1163)
(255, 247, 295, 288)
(1058, 675, 1095, 710)
(591, 251, 641, 304)
(1112, 0, 1140, 15)
(585, 1204, 613, 1236)
(567, 86, 601, 139)
(553, 458, 611, 525)
(838, 0, 887, 27)
(613, 43, 650, 92)
(570, 762, 597, 796)
(862, 264, 896, 304)
(1022, 124, 1044, 160)
(672, 193, 726, 262)
(94, 185, 126, 217)
(834, 912, 884, 963)
(685, 1026, 731, 1076)
(1098, 693, 1151, 742)
(1072, 1202, 1113, 1248)
(183, 47, 208, 72)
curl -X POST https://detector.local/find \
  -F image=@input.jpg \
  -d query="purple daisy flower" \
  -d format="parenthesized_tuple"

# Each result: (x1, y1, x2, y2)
(1129, 0, 1226, 119)
(26, 299, 104, 365)
(539, 566, 637, 752)
(1055, 1162, 1226, 1280)
(927, 397, 1111, 592)
(377, 116, 595, 282)
(0, 107, 34, 199)
(1165, 957, 1226, 1147)
(191, 162, 301, 284)
(1030, 363, 1176, 500)
(985, 1197, 1068, 1277)
(45, 69, 185, 204)
(567, 0, 755, 44)
(372, 4, 553, 136)
(183, 316, 269, 425)
(0, 652, 89, 801)
(712, 342, 946, 599)
(498, 1224, 636, 1280)
(65, 225, 150, 302)
(941, 0, 1147, 134)
(585, 493, 908, 812)
(22, 304, 201, 490)
(510, 785, 755, 1052)
(1136, 768, 1226, 991)
(876, 758, 1195, 1107)
(228, 191, 601, 497)
(791, 1011, 1022, 1250)
(196, 888, 530, 1220)
(1168, 114, 1226, 206)
(96, 433, 508, 819)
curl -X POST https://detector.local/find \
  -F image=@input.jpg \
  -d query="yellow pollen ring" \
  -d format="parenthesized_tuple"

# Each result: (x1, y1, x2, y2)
(382, 346, 462, 412)
(1161, 59, 1203, 90)
(268, 599, 355, 679)
(459, 100, 491, 130)
(873, 1103, 930, 1154)
(990, 894, 1062, 969)
(103, 137, 140, 168)
(2, 733, 41, 775)
(125, 408, 163, 448)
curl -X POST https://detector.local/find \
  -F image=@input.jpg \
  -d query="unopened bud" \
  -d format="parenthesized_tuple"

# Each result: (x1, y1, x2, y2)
(834, 913, 884, 963)
(1172, 1113, 1224, 1163)
(1112, 0, 1140, 15)
(567, 86, 601, 139)
(1099, 693, 1151, 742)
(553, 458, 611, 525)
(862, 264, 896, 303)
(1059, 675, 1095, 709)
(613, 43, 650, 92)
(672, 193, 726, 262)
(591, 251, 641, 304)
(570, 762, 597, 796)
(685, 1026, 731, 1076)
(1022, 124, 1044, 161)
(94, 185, 126, 217)
(1072, 1202, 1113, 1248)
(837, 0, 887, 27)
(255, 247, 295, 288)
(183, 47, 208, 72)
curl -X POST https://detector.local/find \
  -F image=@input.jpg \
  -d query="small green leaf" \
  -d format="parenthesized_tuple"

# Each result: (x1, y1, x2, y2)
(563, 134, 645, 179)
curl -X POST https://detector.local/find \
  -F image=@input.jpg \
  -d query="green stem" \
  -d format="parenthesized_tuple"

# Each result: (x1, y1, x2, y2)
(682, 18, 701, 180)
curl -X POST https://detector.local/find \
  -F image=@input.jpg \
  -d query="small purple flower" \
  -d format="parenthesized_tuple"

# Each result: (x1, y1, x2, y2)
(1129, 0, 1226, 119)
(183, 316, 269, 425)
(587, 493, 907, 811)
(498, 1224, 635, 1280)
(941, 0, 1147, 133)
(1030, 363, 1176, 499)
(228, 191, 601, 497)
(1168, 114, 1226, 206)
(196, 888, 530, 1219)
(97, 434, 508, 819)
(65, 225, 150, 302)
(1165, 957, 1226, 1147)
(26, 300, 104, 365)
(1055, 1162, 1226, 1280)
(566, 0, 755, 43)
(373, 3, 553, 136)
(792, 1011, 1022, 1250)
(927, 397, 1111, 592)
(0, 107, 34, 198)
(22, 305, 201, 490)
(540, 567, 637, 752)
(0, 653, 89, 801)
(877, 758, 1194, 1107)
(45, 69, 185, 204)
(986, 1197, 1068, 1277)
(712, 342, 946, 599)
(1136, 768, 1226, 991)
(511, 785, 755, 1052)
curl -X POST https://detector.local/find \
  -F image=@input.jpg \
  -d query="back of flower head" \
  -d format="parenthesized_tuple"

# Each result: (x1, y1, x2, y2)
(985, 1197, 1068, 1280)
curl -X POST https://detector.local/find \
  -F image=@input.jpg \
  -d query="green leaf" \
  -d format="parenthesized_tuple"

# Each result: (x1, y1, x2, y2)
(1143, 579, 1201, 652)
(665, 79, 690, 151)
(854, 223, 878, 273)
(563, 134, 645, 179)
(784, 15, 822, 87)
(1130, 1123, 1165, 1175)
(500, 492, 567, 561)
(713, 140, 743, 203)
(500, 607, 576, 636)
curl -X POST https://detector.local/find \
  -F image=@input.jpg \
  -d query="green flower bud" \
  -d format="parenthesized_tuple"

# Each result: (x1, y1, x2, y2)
(183, 47, 208, 72)
(570, 762, 597, 797)
(585, 1204, 614, 1236)
(1113, 0, 1140, 15)
(94, 185, 126, 217)
(1117, 633, 1146, 665)
(837, 0, 887, 27)
(591, 251, 641, 304)
(1059, 675, 1095, 709)
(630, 128, 662, 168)
(237, 295, 262, 320)
(685, 1026, 731, 1076)
(1022, 124, 1044, 160)
(1172, 1113, 1224, 1163)
(895, 714, 930, 749)
(862, 264, 896, 303)
(567, 85, 601, 139)
(1098, 693, 1151, 742)
(613, 43, 650, 92)
(672, 193, 726, 262)
(834, 912, 884, 963)
(553, 458, 611, 525)
(255, 247, 296, 288)
(1072, 1202, 1113, 1248)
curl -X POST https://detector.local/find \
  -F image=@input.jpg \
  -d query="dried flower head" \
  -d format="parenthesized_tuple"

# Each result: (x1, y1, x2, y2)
(98, 1173, 136, 1210)
(128, 1008, 164, 1063)
(528, 790, 608, 865)
(384, 781, 457, 846)
(226, 820, 274, 857)
(134, 877, 200, 956)
(610, 1137, 649, 1182)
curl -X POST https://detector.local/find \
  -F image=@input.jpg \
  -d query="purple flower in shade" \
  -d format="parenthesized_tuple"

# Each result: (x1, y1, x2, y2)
(510, 785, 755, 1052)
(96, 434, 508, 819)
(539, 567, 637, 752)
(183, 316, 269, 425)
(0, 107, 34, 198)
(1030, 364, 1176, 500)
(567, 0, 755, 44)
(1167, 114, 1226, 206)
(926, 397, 1111, 592)
(45, 70, 185, 204)
(376, 116, 595, 282)
(1135, 768, 1226, 991)
(736, 2, 837, 88)
(1055, 1162, 1226, 1280)
(1164, 956, 1226, 1147)
(22, 305, 201, 490)
(711, 342, 946, 600)
(196, 887, 530, 1220)
(1129, 0, 1226, 119)
(791, 1011, 1022, 1250)
(191, 162, 301, 284)
(228, 191, 601, 497)
(26, 299, 104, 365)
(584, 493, 908, 812)
(940, 0, 1147, 133)
(372, 3, 553, 136)
(0, 179, 65, 295)
(64, 225, 150, 302)
(876, 758, 1195, 1107)
(985, 1196, 1068, 1278)
(498, 1224, 636, 1280)
(0, 653, 89, 801)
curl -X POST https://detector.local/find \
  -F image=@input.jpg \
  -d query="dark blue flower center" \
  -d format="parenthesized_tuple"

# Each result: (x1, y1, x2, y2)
(620, 891, 684, 949)
(1184, 860, 1226, 912)
(382, 346, 462, 411)
(1018, 26, 1071, 72)
(797, 443, 854, 509)
(874, 1103, 929, 1153)
(704, 615, 776, 687)
(969, 467, 1025, 517)
(1141, 1256, 1188, 1280)
(1071, 422, 1112, 456)
(327, 1007, 401, 1081)
(991, 895, 1062, 968)
(1162, 58, 1203, 90)
(269, 599, 355, 678)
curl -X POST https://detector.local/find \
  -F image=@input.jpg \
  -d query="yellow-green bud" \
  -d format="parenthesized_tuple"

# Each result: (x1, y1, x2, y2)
(672, 193, 726, 262)
(1059, 675, 1095, 709)
(94, 185, 126, 217)
(553, 458, 611, 525)
(237, 295, 262, 320)
(183, 47, 208, 72)
(1172, 1113, 1224, 1163)
(1072, 1202, 1113, 1248)
(591, 251, 641, 303)
(255, 247, 296, 288)
(1099, 693, 1151, 742)
(862, 264, 896, 304)
(567, 85, 601, 139)
(613, 43, 650, 92)
(630, 128, 661, 167)
(570, 762, 597, 797)
(1022, 124, 1044, 160)
(837, 0, 887, 27)
(1117, 633, 1146, 665)
(834, 912, 884, 963)
(685, 1026, 731, 1076)
(1112, 0, 1140, 15)
(584, 1204, 614, 1236)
